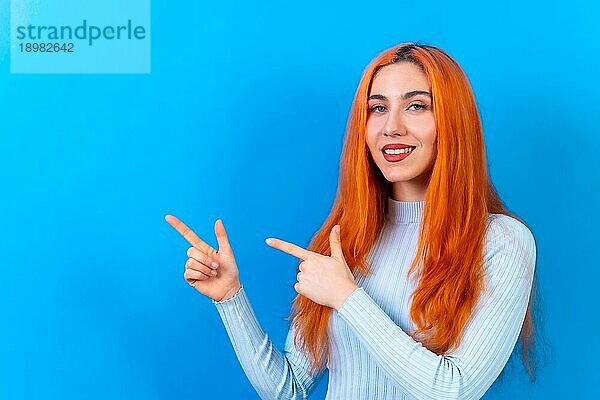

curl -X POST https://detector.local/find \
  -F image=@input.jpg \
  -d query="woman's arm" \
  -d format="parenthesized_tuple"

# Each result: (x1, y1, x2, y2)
(213, 286, 326, 399)
(335, 215, 537, 400)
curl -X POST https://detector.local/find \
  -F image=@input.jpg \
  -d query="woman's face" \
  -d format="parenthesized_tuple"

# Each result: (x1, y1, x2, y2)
(366, 62, 437, 201)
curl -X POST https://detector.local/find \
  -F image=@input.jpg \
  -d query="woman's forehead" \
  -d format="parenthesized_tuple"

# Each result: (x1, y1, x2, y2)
(370, 63, 430, 94)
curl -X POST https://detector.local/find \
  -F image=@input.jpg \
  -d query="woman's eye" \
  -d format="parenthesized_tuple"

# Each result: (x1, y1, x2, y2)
(408, 103, 428, 111)
(369, 105, 386, 113)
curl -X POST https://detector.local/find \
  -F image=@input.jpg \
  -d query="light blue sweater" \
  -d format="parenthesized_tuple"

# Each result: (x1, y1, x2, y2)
(213, 197, 536, 399)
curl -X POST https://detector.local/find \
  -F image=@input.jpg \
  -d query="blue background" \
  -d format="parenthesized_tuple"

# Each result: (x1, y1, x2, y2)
(1, 0, 598, 398)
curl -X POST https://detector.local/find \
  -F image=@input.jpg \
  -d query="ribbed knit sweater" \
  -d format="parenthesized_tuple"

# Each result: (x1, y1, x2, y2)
(212, 197, 536, 399)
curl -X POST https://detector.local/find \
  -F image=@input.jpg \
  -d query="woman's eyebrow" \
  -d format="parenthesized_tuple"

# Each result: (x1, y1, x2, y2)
(368, 91, 432, 101)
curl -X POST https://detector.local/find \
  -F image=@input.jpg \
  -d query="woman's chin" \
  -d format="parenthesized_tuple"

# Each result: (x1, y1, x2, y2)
(383, 171, 416, 183)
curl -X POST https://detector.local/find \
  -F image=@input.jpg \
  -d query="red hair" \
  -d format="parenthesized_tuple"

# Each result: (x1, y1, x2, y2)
(285, 42, 537, 381)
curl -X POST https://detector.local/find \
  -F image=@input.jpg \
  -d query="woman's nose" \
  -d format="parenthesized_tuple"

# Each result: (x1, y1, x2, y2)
(382, 110, 406, 136)
(383, 129, 405, 136)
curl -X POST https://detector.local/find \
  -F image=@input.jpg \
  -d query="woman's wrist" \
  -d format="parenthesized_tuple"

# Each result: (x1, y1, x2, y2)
(218, 283, 243, 302)
(333, 283, 359, 311)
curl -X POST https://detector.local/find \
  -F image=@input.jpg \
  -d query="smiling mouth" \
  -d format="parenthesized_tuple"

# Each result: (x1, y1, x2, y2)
(382, 147, 416, 155)
(382, 147, 415, 162)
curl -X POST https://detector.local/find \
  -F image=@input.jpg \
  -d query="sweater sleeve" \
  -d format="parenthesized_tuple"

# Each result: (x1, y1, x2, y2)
(212, 285, 326, 399)
(336, 215, 537, 400)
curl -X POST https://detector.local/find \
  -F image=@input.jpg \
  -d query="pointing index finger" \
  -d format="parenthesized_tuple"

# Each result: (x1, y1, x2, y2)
(165, 214, 217, 254)
(266, 237, 313, 261)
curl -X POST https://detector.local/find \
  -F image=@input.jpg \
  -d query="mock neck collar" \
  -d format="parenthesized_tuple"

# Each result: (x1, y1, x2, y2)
(386, 196, 424, 223)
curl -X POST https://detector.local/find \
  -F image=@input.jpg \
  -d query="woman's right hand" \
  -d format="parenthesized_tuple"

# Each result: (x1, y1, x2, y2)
(165, 215, 242, 302)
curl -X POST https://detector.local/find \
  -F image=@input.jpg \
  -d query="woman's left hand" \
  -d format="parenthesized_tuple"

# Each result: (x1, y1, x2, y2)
(265, 225, 359, 310)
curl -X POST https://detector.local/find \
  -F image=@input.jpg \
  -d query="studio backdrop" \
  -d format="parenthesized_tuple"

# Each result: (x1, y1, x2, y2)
(1, 0, 598, 399)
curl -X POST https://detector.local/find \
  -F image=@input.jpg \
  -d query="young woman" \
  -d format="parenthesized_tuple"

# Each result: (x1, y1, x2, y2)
(165, 42, 537, 399)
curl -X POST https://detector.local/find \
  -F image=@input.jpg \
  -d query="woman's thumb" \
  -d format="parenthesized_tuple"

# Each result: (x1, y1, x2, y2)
(329, 224, 345, 262)
(214, 219, 232, 254)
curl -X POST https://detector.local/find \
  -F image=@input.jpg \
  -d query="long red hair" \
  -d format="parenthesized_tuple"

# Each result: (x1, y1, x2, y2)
(285, 42, 538, 381)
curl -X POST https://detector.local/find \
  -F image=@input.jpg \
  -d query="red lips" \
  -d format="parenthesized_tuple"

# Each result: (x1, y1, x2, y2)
(382, 143, 416, 151)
